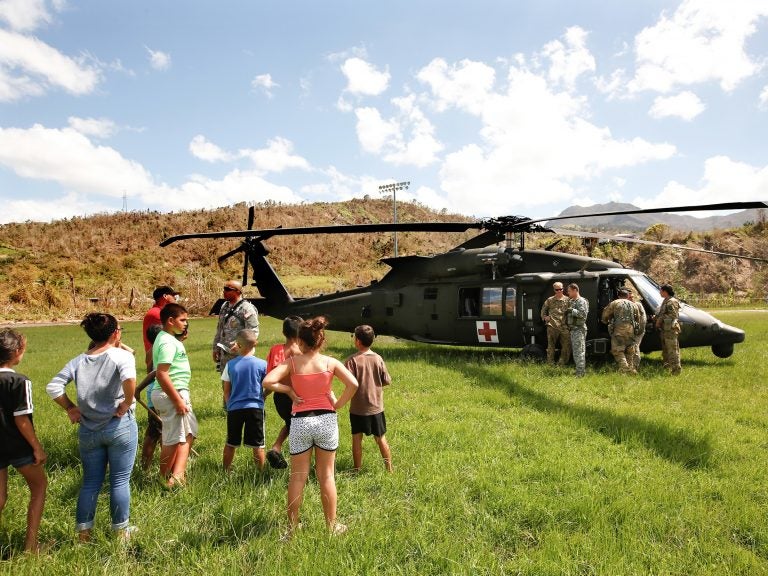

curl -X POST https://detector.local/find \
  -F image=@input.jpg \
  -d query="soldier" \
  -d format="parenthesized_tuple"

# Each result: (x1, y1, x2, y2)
(213, 280, 260, 406)
(601, 288, 640, 374)
(628, 291, 647, 372)
(654, 283, 681, 375)
(540, 282, 571, 366)
(565, 283, 589, 377)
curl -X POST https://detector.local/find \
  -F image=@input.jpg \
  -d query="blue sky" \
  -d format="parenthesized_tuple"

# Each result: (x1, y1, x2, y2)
(0, 0, 766, 224)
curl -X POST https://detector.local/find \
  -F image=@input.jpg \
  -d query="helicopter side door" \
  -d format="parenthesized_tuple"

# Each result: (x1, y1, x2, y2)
(453, 283, 521, 346)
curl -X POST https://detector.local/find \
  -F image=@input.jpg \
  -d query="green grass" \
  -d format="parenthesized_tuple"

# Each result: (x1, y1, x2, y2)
(1, 312, 767, 574)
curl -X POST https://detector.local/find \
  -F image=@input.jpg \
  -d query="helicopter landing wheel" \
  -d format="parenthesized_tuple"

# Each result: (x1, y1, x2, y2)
(711, 343, 734, 358)
(521, 343, 546, 363)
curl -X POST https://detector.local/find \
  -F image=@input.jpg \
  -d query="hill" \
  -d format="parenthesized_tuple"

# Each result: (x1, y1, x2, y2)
(0, 199, 765, 322)
(0, 199, 474, 321)
(551, 202, 766, 232)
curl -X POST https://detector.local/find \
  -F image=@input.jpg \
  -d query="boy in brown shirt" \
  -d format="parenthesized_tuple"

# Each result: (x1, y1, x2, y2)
(344, 325, 393, 472)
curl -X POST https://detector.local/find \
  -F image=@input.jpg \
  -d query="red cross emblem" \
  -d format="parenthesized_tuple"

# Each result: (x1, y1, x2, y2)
(476, 321, 499, 343)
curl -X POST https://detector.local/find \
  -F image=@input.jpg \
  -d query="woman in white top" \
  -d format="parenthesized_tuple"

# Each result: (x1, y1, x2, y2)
(47, 313, 137, 542)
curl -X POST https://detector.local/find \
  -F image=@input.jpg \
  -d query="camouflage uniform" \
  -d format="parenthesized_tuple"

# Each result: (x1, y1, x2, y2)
(631, 300, 647, 371)
(601, 298, 640, 374)
(540, 295, 571, 365)
(655, 297, 681, 375)
(212, 298, 260, 371)
(566, 295, 589, 377)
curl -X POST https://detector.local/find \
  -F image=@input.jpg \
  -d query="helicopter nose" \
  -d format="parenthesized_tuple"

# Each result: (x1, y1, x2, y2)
(711, 321, 745, 344)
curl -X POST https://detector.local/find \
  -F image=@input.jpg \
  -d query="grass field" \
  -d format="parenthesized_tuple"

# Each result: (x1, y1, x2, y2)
(1, 312, 767, 575)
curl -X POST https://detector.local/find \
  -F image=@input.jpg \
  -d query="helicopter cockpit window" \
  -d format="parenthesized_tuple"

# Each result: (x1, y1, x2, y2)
(630, 274, 663, 311)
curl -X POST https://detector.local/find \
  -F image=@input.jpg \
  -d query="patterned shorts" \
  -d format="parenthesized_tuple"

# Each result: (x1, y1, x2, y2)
(289, 412, 338, 455)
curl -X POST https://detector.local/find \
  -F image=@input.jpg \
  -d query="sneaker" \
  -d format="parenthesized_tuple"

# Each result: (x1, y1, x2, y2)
(330, 523, 348, 536)
(117, 525, 138, 542)
(267, 449, 288, 469)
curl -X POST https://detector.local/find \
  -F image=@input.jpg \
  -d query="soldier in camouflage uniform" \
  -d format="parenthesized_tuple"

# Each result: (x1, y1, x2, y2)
(540, 282, 571, 366)
(628, 292, 647, 372)
(654, 283, 681, 375)
(565, 283, 589, 377)
(601, 288, 640, 374)
(213, 280, 260, 404)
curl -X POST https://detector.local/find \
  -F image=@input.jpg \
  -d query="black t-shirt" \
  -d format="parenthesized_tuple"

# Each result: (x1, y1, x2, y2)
(0, 369, 35, 459)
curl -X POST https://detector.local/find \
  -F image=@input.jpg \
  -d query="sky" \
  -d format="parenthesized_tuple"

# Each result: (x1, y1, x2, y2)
(0, 0, 767, 225)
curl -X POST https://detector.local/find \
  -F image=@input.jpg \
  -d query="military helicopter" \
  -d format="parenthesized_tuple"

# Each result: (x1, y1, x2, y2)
(161, 201, 767, 360)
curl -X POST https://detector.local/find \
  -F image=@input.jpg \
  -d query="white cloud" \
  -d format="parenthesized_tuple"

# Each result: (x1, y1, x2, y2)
(0, 191, 111, 223)
(0, 124, 156, 199)
(0, 28, 101, 101)
(415, 56, 676, 215)
(0, 0, 52, 32)
(354, 107, 398, 155)
(340, 57, 390, 96)
(417, 58, 496, 115)
(0, 66, 44, 100)
(760, 85, 768, 109)
(541, 26, 596, 90)
(628, 0, 768, 94)
(238, 137, 311, 173)
(0, 124, 306, 223)
(145, 46, 171, 71)
(154, 170, 302, 212)
(189, 134, 234, 163)
(300, 165, 373, 201)
(632, 155, 768, 213)
(68, 116, 117, 138)
(353, 96, 443, 168)
(251, 73, 278, 98)
(188, 135, 310, 172)
(649, 91, 706, 120)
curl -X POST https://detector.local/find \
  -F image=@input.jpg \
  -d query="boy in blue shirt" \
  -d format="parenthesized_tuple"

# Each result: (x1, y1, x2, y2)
(222, 329, 268, 471)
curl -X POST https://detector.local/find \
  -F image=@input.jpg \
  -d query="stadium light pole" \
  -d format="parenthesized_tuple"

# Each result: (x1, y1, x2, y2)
(378, 181, 410, 257)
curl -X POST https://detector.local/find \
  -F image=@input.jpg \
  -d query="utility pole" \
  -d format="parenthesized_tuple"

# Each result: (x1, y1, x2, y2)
(378, 181, 409, 257)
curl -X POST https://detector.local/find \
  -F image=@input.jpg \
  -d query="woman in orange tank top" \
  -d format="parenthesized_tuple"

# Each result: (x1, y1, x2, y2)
(263, 317, 358, 538)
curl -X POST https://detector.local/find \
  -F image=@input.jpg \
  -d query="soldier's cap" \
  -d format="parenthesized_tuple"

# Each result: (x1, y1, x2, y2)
(153, 285, 180, 300)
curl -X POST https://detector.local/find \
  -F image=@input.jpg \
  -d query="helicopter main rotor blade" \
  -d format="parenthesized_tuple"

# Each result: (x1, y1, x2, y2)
(161, 221, 481, 246)
(548, 226, 768, 262)
(242, 248, 250, 286)
(521, 201, 768, 228)
(217, 244, 246, 264)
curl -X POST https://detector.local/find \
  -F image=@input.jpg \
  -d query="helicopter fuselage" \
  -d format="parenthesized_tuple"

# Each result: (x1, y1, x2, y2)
(232, 247, 744, 359)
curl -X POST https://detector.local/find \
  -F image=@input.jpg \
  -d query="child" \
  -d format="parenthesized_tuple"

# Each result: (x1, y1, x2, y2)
(344, 325, 393, 472)
(136, 325, 189, 471)
(265, 316, 302, 469)
(136, 324, 163, 471)
(222, 329, 268, 471)
(0, 329, 47, 553)
(151, 303, 197, 488)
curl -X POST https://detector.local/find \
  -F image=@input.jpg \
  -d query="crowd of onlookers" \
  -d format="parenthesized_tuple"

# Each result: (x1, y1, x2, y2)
(0, 281, 395, 552)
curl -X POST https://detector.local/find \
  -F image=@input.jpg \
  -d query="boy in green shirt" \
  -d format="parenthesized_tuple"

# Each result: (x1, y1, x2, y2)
(151, 303, 197, 489)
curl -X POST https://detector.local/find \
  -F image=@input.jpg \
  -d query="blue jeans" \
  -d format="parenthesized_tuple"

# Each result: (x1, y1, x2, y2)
(76, 412, 138, 532)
